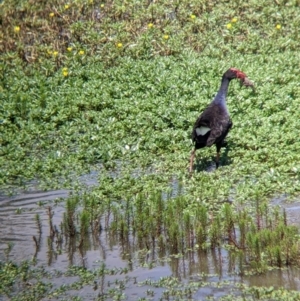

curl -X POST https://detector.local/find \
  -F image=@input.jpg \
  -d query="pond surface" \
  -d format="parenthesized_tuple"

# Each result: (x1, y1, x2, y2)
(1, 185, 300, 300)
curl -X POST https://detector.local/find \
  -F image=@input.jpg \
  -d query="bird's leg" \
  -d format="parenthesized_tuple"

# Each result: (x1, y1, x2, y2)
(216, 144, 222, 168)
(215, 151, 220, 168)
(189, 149, 196, 173)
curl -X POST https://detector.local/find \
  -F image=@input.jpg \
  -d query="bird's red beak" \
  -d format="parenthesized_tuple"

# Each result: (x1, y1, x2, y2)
(240, 77, 255, 91)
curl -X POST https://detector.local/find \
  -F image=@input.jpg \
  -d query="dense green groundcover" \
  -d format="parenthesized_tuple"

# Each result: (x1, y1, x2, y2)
(1, 0, 300, 300)
(1, 52, 300, 199)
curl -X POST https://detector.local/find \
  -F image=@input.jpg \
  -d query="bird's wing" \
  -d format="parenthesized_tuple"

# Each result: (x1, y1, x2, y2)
(192, 113, 212, 142)
(193, 105, 230, 146)
(207, 115, 232, 146)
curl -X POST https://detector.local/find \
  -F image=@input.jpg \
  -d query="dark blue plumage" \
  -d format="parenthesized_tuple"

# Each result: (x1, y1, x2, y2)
(189, 68, 254, 172)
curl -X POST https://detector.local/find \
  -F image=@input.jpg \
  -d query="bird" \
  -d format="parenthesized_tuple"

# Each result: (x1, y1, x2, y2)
(189, 68, 254, 173)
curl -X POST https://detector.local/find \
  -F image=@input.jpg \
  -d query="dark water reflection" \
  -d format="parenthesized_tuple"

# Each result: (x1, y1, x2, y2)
(1, 188, 300, 299)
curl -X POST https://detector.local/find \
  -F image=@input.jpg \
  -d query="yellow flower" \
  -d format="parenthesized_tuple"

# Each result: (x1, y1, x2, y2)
(226, 23, 232, 29)
(47, 50, 53, 55)
(190, 14, 196, 20)
(67, 47, 72, 52)
(276, 24, 281, 30)
(163, 34, 169, 40)
(79, 50, 85, 55)
(116, 43, 123, 48)
(53, 51, 58, 56)
(148, 23, 154, 29)
(14, 26, 20, 33)
(100, 4, 104, 8)
(231, 17, 237, 23)
(64, 4, 69, 9)
(49, 12, 55, 17)
(62, 67, 68, 76)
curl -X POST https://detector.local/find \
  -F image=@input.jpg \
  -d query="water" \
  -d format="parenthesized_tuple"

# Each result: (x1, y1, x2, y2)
(1, 185, 300, 300)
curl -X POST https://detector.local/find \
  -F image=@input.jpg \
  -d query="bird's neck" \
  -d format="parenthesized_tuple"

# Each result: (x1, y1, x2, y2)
(213, 77, 231, 107)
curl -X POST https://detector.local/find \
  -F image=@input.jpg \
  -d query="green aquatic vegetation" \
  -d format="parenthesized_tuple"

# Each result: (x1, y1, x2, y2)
(0, 261, 51, 300)
(79, 209, 90, 234)
(55, 180, 300, 274)
(2, 0, 300, 299)
(63, 196, 80, 236)
(2, 257, 300, 301)
(2, 53, 300, 201)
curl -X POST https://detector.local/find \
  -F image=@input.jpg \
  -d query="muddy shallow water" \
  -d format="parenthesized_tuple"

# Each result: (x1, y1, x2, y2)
(1, 187, 300, 300)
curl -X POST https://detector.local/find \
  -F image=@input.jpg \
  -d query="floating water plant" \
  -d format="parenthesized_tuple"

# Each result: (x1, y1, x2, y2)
(2, 0, 300, 300)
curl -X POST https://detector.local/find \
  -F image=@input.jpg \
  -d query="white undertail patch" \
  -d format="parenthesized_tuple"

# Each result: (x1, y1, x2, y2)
(195, 126, 211, 136)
